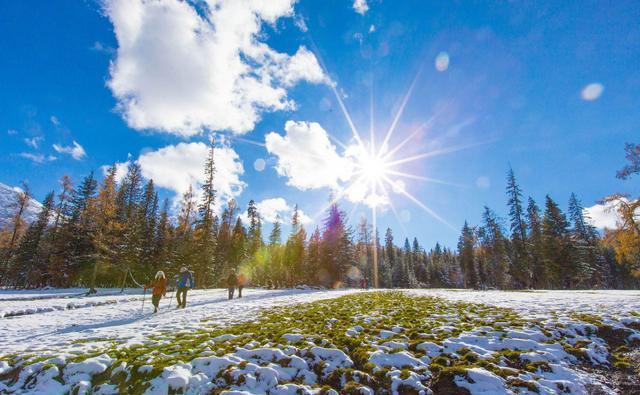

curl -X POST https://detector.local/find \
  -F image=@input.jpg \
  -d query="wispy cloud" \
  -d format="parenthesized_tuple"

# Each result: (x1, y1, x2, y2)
(18, 153, 57, 164)
(23, 136, 43, 149)
(90, 41, 115, 55)
(53, 141, 86, 160)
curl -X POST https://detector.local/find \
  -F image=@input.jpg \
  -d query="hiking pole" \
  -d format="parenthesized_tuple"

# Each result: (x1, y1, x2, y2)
(168, 287, 175, 308)
(141, 288, 147, 314)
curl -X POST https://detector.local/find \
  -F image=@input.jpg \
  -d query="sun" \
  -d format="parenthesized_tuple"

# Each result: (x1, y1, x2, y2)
(355, 149, 389, 184)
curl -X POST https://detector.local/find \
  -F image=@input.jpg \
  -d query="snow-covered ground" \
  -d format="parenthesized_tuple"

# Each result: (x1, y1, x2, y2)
(411, 289, 640, 316)
(2, 288, 639, 357)
(1, 288, 639, 394)
(0, 288, 358, 355)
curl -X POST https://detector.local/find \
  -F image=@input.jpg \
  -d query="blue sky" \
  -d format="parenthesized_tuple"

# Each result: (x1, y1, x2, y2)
(0, 0, 638, 247)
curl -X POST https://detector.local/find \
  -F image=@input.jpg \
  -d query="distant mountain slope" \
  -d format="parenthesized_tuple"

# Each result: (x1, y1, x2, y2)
(0, 183, 42, 229)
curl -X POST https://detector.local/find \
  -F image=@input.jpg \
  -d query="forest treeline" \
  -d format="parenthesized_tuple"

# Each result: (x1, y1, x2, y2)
(1, 142, 638, 290)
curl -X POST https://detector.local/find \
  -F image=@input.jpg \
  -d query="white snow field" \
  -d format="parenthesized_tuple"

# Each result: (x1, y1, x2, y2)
(1, 289, 639, 394)
(0, 287, 358, 355)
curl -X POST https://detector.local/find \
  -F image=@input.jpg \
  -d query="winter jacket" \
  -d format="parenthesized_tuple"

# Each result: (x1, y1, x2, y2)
(227, 273, 238, 288)
(237, 273, 247, 287)
(177, 271, 194, 289)
(145, 277, 167, 297)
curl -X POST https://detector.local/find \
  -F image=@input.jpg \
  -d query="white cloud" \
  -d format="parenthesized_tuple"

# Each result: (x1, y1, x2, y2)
(241, 197, 312, 224)
(53, 141, 86, 160)
(266, 120, 399, 209)
(581, 83, 604, 101)
(7, 129, 17, 135)
(585, 198, 638, 230)
(101, 160, 130, 184)
(256, 198, 290, 223)
(353, 0, 369, 15)
(18, 153, 56, 164)
(282, 46, 328, 87)
(50, 116, 60, 126)
(369, 24, 376, 33)
(104, 0, 328, 136)
(24, 136, 43, 149)
(137, 142, 245, 205)
(265, 120, 354, 190)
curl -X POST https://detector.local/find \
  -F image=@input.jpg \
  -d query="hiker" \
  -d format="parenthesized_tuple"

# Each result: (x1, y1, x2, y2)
(237, 272, 247, 298)
(144, 271, 167, 313)
(360, 277, 366, 290)
(176, 267, 194, 308)
(227, 269, 238, 300)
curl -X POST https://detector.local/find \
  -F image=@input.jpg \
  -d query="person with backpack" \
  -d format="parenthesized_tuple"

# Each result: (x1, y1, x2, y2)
(237, 272, 247, 298)
(144, 271, 168, 313)
(227, 269, 238, 300)
(176, 267, 194, 308)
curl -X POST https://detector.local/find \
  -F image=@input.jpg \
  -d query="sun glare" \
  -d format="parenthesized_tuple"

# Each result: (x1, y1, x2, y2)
(357, 150, 389, 183)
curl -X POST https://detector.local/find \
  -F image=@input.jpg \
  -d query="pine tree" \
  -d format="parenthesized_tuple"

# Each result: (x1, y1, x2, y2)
(246, 200, 263, 257)
(194, 140, 217, 288)
(284, 207, 306, 285)
(479, 206, 509, 289)
(51, 173, 97, 288)
(356, 217, 373, 284)
(413, 237, 428, 285)
(137, 180, 159, 271)
(458, 221, 477, 288)
(269, 216, 282, 246)
(230, 217, 246, 271)
(175, 185, 197, 285)
(305, 227, 321, 284)
(526, 197, 546, 288)
(568, 193, 597, 287)
(542, 195, 572, 288)
(320, 203, 353, 287)
(116, 164, 145, 290)
(216, 200, 237, 284)
(384, 228, 396, 287)
(153, 199, 173, 274)
(506, 167, 530, 288)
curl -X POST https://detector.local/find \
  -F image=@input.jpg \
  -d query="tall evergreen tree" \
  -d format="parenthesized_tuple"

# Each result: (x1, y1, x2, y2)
(305, 227, 321, 284)
(568, 193, 598, 287)
(458, 221, 477, 288)
(526, 197, 546, 288)
(320, 203, 353, 287)
(506, 167, 530, 287)
(246, 200, 263, 257)
(194, 140, 217, 287)
(542, 195, 572, 288)
(479, 206, 509, 289)
(230, 217, 246, 270)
